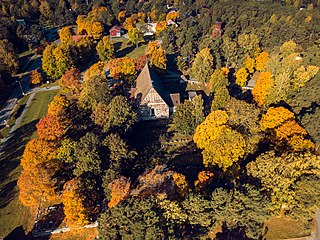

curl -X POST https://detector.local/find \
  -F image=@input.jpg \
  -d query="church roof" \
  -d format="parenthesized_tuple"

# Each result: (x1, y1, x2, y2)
(133, 64, 174, 107)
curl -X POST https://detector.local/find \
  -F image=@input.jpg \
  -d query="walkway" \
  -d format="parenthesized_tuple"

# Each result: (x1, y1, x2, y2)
(0, 86, 59, 154)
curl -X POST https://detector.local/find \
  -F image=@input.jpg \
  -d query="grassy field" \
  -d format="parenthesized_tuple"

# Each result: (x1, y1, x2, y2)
(264, 216, 308, 239)
(0, 90, 58, 239)
(17, 90, 58, 129)
(112, 37, 147, 59)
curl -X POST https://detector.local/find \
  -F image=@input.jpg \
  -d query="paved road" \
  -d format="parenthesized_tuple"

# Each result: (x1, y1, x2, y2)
(0, 55, 42, 128)
(0, 86, 60, 154)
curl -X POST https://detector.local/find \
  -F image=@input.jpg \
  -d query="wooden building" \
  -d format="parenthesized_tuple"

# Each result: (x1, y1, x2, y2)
(131, 64, 180, 121)
(109, 25, 124, 37)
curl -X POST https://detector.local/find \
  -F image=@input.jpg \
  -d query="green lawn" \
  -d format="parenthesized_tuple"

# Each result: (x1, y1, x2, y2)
(18, 90, 58, 129)
(0, 95, 29, 138)
(0, 90, 58, 239)
(126, 44, 147, 59)
(111, 37, 147, 59)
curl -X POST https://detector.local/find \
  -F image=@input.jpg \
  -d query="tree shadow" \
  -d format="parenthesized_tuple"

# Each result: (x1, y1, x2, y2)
(116, 44, 136, 58)
(0, 180, 18, 209)
(0, 120, 39, 208)
(4, 225, 27, 240)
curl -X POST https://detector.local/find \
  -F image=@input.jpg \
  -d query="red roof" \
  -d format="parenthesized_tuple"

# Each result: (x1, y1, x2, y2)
(109, 25, 123, 32)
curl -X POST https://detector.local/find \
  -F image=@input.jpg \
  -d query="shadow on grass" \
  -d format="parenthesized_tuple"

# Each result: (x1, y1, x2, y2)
(0, 120, 38, 208)
(0, 180, 18, 209)
(116, 44, 136, 58)
(4, 225, 27, 240)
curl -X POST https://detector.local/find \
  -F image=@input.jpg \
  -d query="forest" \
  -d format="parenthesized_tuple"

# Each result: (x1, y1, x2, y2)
(0, 0, 320, 239)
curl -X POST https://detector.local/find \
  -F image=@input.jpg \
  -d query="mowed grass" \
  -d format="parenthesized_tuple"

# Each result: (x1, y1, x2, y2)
(264, 216, 309, 239)
(111, 37, 147, 59)
(0, 90, 58, 239)
(18, 90, 58, 129)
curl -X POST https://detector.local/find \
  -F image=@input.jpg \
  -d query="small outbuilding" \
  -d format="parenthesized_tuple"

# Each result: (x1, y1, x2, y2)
(109, 25, 124, 37)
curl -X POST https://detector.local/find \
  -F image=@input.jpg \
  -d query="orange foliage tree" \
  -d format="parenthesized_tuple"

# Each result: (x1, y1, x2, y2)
(252, 71, 273, 106)
(107, 57, 136, 80)
(260, 106, 315, 152)
(62, 178, 89, 227)
(36, 113, 71, 140)
(108, 177, 131, 208)
(47, 94, 70, 116)
(194, 171, 214, 191)
(59, 68, 82, 99)
(173, 173, 189, 197)
(30, 70, 43, 85)
(21, 138, 59, 171)
(118, 10, 126, 23)
(255, 52, 269, 71)
(18, 167, 58, 207)
(18, 138, 60, 207)
(123, 17, 136, 30)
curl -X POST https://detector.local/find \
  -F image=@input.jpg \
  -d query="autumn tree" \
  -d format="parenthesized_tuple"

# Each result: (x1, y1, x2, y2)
(96, 36, 114, 62)
(42, 43, 75, 80)
(147, 41, 167, 70)
(118, 10, 126, 23)
(128, 28, 140, 48)
(190, 48, 214, 83)
(107, 57, 137, 81)
(252, 71, 273, 106)
(30, 70, 42, 85)
(62, 178, 89, 227)
(36, 112, 71, 140)
(91, 96, 137, 133)
(255, 52, 269, 71)
(47, 94, 70, 116)
(237, 33, 260, 56)
(193, 110, 246, 170)
(59, 26, 73, 44)
(108, 177, 131, 208)
(18, 138, 60, 207)
(0, 39, 19, 77)
(59, 68, 82, 99)
(235, 67, 249, 87)
(103, 133, 137, 171)
(123, 16, 137, 30)
(260, 106, 315, 151)
(247, 151, 320, 213)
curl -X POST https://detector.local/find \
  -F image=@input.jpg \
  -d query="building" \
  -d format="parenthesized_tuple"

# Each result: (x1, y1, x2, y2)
(131, 64, 180, 121)
(211, 17, 222, 39)
(242, 72, 260, 91)
(109, 25, 124, 37)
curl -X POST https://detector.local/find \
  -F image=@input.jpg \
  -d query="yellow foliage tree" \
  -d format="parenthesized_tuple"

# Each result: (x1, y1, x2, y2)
(260, 106, 315, 152)
(149, 9, 158, 21)
(90, 21, 104, 39)
(107, 57, 136, 79)
(255, 52, 269, 71)
(147, 41, 167, 70)
(47, 94, 70, 116)
(280, 40, 297, 56)
(166, 11, 179, 22)
(173, 173, 189, 197)
(123, 17, 136, 30)
(193, 110, 246, 170)
(59, 26, 73, 44)
(62, 178, 89, 227)
(235, 67, 249, 87)
(155, 21, 167, 34)
(84, 62, 106, 81)
(244, 57, 255, 73)
(252, 71, 273, 106)
(137, 12, 146, 23)
(118, 10, 126, 23)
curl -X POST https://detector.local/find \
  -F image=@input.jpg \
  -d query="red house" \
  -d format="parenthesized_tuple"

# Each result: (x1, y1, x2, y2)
(211, 17, 222, 39)
(109, 25, 124, 37)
